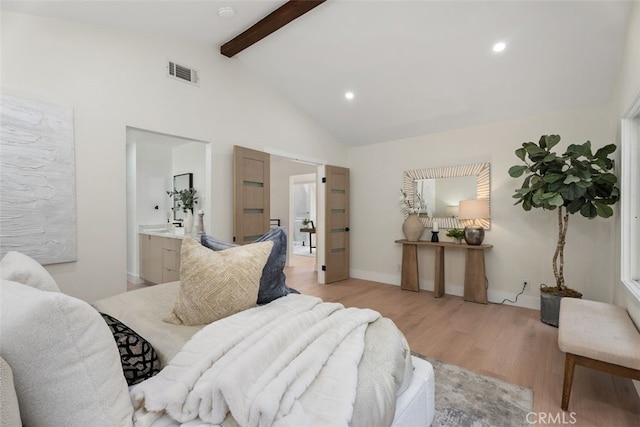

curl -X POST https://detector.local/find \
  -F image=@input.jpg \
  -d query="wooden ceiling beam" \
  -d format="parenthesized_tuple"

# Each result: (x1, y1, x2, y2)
(220, 0, 327, 58)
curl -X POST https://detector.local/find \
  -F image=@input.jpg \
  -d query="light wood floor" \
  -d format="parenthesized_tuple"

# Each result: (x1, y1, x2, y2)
(284, 256, 640, 427)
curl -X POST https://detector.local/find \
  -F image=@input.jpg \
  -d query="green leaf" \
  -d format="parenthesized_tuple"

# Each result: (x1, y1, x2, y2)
(595, 202, 613, 218)
(548, 194, 564, 207)
(530, 175, 544, 187)
(594, 157, 614, 170)
(525, 144, 546, 157)
(540, 192, 558, 200)
(594, 144, 616, 159)
(515, 186, 535, 196)
(597, 173, 618, 184)
(572, 141, 593, 159)
(532, 189, 544, 205)
(548, 181, 563, 192)
(544, 135, 561, 151)
(563, 175, 581, 184)
(508, 165, 529, 178)
(560, 183, 586, 200)
(538, 135, 547, 149)
(580, 203, 597, 218)
(566, 199, 583, 214)
(543, 173, 563, 183)
(515, 147, 527, 161)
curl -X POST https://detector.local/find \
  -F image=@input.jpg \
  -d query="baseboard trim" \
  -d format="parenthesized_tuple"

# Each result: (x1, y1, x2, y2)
(127, 273, 144, 285)
(350, 269, 539, 310)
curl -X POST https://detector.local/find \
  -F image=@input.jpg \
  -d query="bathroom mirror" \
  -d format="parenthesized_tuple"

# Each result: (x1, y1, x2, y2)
(173, 173, 193, 221)
(403, 163, 491, 229)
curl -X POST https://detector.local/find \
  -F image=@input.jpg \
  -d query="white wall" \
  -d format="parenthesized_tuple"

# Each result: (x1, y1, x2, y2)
(348, 104, 617, 308)
(137, 141, 173, 226)
(1, 12, 347, 302)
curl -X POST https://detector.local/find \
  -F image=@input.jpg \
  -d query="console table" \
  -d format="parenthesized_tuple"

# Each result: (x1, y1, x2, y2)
(394, 240, 493, 304)
(300, 227, 316, 254)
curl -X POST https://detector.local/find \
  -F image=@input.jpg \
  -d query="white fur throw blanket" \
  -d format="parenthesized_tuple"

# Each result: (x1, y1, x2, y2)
(130, 294, 382, 427)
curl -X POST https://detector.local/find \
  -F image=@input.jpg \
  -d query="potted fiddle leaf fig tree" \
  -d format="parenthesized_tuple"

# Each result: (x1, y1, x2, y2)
(508, 135, 620, 326)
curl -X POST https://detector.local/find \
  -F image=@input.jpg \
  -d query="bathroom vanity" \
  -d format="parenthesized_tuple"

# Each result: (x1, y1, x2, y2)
(139, 228, 192, 285)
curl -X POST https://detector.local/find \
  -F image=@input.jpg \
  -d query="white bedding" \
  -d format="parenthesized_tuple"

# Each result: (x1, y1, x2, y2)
(94, 284, 423, 427)
(131, 295, 392, 427)
(93, 281, 203, 367)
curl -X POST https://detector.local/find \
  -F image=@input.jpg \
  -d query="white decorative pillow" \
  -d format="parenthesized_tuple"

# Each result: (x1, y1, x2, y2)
(164, 237, 273, 326)
(0, 251, 60, 292)
(0, 280, 133, 427)
(0, 356, 22, 427)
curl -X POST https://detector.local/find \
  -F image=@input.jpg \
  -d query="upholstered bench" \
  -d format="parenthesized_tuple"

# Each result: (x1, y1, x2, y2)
(558, 298, 640, 411)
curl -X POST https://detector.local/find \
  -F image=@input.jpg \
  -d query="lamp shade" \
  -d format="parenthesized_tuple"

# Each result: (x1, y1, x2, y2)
(458, 199, 490, 220)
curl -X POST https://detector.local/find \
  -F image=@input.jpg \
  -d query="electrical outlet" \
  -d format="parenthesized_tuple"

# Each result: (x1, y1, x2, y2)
(523, 280, 529, 289)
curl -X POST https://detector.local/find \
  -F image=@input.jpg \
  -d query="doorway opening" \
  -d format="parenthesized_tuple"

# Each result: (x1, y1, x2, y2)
(292, 176, 317, 257)
(125, 127, 211, 285)
(268, 154, 319, 272)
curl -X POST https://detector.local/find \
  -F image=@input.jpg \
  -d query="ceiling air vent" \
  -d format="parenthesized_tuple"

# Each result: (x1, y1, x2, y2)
(167, 60, 199, 86)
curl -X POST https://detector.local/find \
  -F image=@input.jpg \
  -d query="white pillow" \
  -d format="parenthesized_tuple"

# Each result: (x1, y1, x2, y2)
(0, 251, 60, 292)
(0, 280, 133, 427)
(164, 237, 273, 326)
(0, 356, 22, 427)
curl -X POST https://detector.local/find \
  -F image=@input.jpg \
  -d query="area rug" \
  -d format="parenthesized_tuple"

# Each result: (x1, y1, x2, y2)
(412, 352, 533, 427)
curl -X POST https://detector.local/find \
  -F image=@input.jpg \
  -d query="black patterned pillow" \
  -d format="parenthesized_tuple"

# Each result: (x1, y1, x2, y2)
(99, 313, 160, 385)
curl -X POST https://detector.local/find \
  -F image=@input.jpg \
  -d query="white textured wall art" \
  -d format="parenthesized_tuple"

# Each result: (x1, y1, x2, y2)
(0, 95, 77, 264)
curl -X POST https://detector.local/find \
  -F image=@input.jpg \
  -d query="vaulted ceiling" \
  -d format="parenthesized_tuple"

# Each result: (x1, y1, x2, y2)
(2, 0, 632, 146)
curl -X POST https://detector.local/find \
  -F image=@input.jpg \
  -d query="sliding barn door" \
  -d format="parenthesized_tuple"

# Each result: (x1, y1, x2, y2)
(324, 165, 350, 283)
(233, 146, 270, 244)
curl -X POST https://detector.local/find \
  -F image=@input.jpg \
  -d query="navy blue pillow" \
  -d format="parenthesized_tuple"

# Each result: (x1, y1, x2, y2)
(201, 227, 299, 304)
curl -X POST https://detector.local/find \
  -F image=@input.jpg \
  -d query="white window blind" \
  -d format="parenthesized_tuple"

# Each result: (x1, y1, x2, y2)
(621, 101, 640, 298)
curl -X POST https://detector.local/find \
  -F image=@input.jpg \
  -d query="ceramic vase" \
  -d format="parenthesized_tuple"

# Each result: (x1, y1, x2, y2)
(402, 213, 424, 241)
(196, 212, 205, 234)
(184, 210, 194, 234)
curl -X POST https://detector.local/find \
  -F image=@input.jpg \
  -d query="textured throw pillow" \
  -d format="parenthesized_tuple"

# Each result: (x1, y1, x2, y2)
(164, 237, 273, 326)
(100, 313, 161, 386)
(0, 280, 133, 427)
(0, 356, 22, 427)
(0, 251, 60, 292)
(201, 227, 299, 304)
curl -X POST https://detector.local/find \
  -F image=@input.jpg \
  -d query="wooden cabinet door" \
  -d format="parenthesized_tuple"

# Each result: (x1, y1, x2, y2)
(139, 234, 163, 284)
(233, 146, 270, 244)
(324, 165, 350, 283)
(162, 238, 181, 283)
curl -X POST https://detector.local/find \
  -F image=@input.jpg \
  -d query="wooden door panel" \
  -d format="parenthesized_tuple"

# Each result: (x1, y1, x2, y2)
(234, 146, 270, 244)
(330, 211, 346, 228)
(243, 158, 266, 182)
(324, 166, 350, 283)
(243, 186, 265, 208)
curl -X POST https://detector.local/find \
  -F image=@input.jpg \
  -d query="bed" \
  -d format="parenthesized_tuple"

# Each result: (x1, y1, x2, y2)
(1, 235, 435, 427)
(93, 281, 436, 427)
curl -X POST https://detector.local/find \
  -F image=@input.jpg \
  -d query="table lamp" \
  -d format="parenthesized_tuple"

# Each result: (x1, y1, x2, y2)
(458, 199, 490, 245)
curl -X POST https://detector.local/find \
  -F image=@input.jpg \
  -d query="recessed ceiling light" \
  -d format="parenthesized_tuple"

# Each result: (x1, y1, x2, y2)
(345, 91, 355, 100)
(492, 42, 506, 53)
(218, 6, 235, 18)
